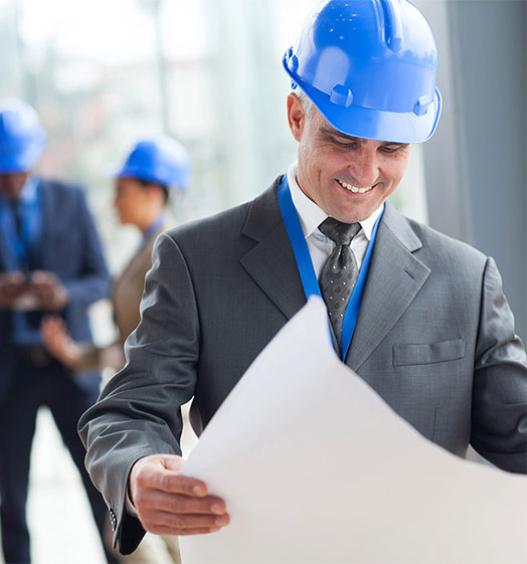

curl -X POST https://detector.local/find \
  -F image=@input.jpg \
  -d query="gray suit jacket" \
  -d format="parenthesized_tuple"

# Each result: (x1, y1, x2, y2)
(79, 178, 527, 553)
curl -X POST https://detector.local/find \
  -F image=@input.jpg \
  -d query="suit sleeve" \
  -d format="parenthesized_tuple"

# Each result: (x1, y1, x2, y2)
(62, 189, 110, 306)
(78, 232, 200, 553)
(471, 257, 527, 473)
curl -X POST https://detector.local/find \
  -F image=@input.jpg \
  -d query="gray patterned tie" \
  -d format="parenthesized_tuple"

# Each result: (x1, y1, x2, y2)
(318, 218, 361, 345)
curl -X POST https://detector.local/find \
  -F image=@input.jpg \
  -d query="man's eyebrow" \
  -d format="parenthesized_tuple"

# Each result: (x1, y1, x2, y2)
(319, 127, 363, 143)
(381, 141, 409, 147)
(319, 127, 408, 146)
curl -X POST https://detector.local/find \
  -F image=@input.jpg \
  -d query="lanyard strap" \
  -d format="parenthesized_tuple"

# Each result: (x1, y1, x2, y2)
(339, 198, 383, 358)
(277, 175, 383, 361)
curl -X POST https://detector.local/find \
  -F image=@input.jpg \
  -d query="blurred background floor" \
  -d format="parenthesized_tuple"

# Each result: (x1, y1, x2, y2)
(0, 405, 198, 564)
(3, 408, 106, 564)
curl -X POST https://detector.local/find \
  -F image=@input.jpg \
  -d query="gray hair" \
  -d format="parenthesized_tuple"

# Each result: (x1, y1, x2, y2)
(292, 88, 314, 115)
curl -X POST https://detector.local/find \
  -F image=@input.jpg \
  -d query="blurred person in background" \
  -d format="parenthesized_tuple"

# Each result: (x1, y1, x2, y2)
(42, 136, 190, 564)
(0, 98, 116, 563)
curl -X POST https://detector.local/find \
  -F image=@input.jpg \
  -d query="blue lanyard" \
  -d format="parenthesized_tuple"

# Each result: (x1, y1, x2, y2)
(277, 176, 383, 360)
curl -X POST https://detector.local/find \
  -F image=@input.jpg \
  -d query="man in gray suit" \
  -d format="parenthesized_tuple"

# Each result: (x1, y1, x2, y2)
(79, 0, 527, 555)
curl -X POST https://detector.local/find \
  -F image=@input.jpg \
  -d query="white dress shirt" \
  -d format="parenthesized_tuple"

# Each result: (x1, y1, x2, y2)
(287, 163, 382, 277)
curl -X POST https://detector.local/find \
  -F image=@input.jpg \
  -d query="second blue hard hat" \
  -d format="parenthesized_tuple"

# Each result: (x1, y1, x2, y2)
(283, 0, 442, 143)
(116, 136, 191, 191)
(0, 98, 46, 173)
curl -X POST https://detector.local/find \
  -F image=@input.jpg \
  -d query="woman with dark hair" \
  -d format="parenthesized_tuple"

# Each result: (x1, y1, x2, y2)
(42, 136, 189, 373)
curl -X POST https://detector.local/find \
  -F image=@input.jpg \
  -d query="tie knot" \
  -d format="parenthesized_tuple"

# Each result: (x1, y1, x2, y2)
(318, 217, 361, 246)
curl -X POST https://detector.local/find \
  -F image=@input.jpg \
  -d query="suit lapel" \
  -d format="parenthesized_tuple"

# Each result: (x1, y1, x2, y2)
(346, 205, 431, 371)
(240, 184, 431, 359)
(240, 178, 306, 321)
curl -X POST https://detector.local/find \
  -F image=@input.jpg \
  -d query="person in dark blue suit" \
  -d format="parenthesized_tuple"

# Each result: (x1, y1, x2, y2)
(0, 98, 116, 563)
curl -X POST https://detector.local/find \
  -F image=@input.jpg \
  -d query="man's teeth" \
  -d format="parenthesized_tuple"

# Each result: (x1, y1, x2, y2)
(337, 179, 372, 194)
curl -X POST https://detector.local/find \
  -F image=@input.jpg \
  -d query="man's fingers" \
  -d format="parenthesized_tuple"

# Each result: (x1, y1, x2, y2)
(141, 510, 230, 532)
(42, 316, 67, 336)
(137, 490, 227, 515)
(30, 270, 56, 283)
(130, 455, 229, 534)
(147, 524, 221, 536)
(149, 470, 208, 497)
(1, 272, 24, 286)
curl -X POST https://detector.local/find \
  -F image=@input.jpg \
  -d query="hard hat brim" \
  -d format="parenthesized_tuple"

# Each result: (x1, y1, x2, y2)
(115, 164, 189, 192)
(115, 164, 166, 186)
(288, 70, 442, 145)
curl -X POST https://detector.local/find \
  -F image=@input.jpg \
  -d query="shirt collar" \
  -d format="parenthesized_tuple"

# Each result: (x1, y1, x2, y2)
(286, 163, 382, 241)
(287, 163, 326, 239)
(142, 215, 164, 243)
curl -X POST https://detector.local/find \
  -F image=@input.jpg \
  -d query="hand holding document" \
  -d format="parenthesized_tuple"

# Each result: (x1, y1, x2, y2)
(180, 297, 527, 564)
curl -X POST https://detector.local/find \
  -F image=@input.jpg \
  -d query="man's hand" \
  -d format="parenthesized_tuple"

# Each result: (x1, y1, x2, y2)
(129, 454, 230, 536)
(28, 271, 69, 311)
(41, 316, 82, 369)
(0, 272, 26, 308)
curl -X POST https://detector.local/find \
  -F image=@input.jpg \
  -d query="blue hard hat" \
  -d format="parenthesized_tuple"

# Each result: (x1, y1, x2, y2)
(116, 136, 191, 191)
(283, 0, 442, 143)
(0, 98, 46, 173)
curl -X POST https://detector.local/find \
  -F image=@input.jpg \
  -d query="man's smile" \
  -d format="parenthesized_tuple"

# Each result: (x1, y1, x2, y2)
(335, 178, 375, 195)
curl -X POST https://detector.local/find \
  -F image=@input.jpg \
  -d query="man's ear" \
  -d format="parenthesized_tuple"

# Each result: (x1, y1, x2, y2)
(287, 93, 307, 142)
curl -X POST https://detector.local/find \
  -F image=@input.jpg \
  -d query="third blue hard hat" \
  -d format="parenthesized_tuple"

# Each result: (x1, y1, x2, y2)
(283, 0, 442, 143)
(116, 136, 191, 191)
(0, 98, 46, 173)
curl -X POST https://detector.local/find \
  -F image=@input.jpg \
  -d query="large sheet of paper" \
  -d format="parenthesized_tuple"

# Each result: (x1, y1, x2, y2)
(180, 297, 527, 564)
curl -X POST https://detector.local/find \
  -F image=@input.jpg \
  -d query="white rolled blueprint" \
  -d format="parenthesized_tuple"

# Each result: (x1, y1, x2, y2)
(179, 297, 527, 564)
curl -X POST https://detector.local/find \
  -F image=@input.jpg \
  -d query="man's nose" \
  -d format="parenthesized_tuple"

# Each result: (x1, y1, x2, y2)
(347, 149, 379, 188)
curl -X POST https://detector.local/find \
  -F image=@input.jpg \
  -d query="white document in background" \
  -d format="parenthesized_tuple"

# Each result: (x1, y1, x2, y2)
(180, 297, 527, 564)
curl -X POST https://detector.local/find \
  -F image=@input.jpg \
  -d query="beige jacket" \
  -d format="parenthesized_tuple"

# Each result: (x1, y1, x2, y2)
(76, 228, 162, 372)
(113, 230, 161, 345)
